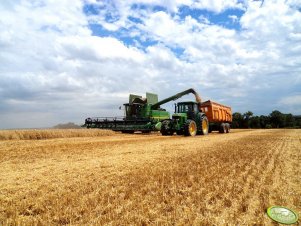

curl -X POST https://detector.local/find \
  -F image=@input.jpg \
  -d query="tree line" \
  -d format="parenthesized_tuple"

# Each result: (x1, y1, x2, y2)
(232, 110, 301, 129)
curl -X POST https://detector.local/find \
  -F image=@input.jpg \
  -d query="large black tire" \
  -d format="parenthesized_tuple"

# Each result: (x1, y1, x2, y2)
(122, 130, 134, 134)
(184, 120, 197, 136)
(161, 120, 173, 136)
(176, 130, 184, 135)
(200, 116, 209, 135)
(219, 123, 226, 133)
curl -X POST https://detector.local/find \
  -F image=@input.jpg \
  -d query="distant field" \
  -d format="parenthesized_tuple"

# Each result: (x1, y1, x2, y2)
(0, 129, 300, 225)
(0, 129, 114, 140)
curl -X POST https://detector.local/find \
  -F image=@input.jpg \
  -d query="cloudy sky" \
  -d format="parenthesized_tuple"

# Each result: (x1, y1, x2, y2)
(0, 0, 301, 129)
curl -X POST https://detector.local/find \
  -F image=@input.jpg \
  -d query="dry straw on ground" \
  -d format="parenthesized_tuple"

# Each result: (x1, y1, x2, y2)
(0, 129, 300, 225)
(0, 129, 114, 140)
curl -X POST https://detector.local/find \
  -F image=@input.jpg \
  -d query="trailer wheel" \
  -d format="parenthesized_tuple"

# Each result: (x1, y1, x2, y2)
(225, 123, 230, 133)
(219, 123, 226, 133)
(200, 116, 209, 135)
(184, 120, 197, 136)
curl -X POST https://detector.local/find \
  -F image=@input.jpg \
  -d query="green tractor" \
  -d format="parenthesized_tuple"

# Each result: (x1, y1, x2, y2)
(160, 101, 209, 136)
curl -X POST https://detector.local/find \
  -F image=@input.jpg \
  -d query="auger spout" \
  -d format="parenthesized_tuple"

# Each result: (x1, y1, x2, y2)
(151, 88, 202, 109)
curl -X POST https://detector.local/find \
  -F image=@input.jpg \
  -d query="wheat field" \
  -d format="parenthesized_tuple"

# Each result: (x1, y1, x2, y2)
(0, 129, 114, 140)
(0, 129, 300, 225)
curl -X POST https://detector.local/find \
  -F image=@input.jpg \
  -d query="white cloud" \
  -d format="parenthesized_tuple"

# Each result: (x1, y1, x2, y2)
(228, 15, 238, 23)
(279, 95, 301, 114)
(84, 0, 245, 32)
(0, 0, 301, 128)
(280, 95, 301, 105)
(192, 0, 244, 13)
(57, 36, 145, 62)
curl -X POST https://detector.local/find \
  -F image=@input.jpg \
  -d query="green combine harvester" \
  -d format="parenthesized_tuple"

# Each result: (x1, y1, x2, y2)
(84, 88, 210, 135)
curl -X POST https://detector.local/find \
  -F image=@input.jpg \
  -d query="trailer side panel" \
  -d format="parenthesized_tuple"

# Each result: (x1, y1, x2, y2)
(201, 100, 232, 123)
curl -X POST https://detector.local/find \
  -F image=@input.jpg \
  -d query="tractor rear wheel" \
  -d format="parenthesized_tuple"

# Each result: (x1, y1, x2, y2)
(200, 116, 209, 135)
(184, 120, 197, 136)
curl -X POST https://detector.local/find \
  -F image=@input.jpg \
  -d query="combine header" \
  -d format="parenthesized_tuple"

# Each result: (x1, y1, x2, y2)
(84, 88, 232, 136)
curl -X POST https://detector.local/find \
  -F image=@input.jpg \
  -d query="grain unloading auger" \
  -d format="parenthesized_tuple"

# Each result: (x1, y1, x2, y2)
(84, 88, 232, 136)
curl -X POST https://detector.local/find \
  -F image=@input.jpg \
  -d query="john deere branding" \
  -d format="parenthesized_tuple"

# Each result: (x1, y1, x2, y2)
(267, 206, 298, 224)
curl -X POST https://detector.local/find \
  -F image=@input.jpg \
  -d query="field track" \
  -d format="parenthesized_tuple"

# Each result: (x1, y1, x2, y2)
(0, 129, 300, 225)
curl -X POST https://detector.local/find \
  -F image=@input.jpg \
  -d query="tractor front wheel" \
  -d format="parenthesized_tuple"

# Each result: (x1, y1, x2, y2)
(184, 120, 197, 136)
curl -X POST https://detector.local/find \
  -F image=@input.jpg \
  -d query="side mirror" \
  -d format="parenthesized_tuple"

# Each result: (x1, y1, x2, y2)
(119, 106, 122, 110)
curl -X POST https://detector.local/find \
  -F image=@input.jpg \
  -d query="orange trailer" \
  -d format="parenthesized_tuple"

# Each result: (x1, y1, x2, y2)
(200, 100, 232, 133)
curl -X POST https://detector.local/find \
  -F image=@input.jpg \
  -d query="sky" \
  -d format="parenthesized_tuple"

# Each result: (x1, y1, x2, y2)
(0, 0, 301, 129)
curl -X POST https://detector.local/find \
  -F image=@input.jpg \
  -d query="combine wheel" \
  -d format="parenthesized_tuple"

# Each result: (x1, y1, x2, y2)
(122, 130, 134, 134)
(184, 120, 197, 136)
(200, 116, 209, 135)
(176, 130, 184, 135)
(161, 120, 173, 136)
(219, 123, 226, 133)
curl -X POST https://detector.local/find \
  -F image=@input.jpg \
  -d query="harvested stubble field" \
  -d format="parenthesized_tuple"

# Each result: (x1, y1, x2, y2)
(0, 129, 300, 225)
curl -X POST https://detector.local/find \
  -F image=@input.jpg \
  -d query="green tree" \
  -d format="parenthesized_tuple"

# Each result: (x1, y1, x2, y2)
(243, 111, 253, 128)
(293, 115, 301, 128)
(232, 112, 244, 128)
(269, 110, 285, 128)
(259, 115, 270, 128)
(250, 116, 261, 128)
(284, 114, 295, 127)
(232, 110, 299, 129)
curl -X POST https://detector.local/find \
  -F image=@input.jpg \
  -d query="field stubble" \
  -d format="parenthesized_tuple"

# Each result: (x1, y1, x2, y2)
(0, 129, 114, 140)
(0, 129, 300, 225)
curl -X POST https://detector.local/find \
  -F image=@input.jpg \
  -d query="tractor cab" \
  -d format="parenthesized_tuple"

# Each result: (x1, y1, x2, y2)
(174, 101, 199, 118)
(169, 101, 198, 127)
(175, 101, 199, 113)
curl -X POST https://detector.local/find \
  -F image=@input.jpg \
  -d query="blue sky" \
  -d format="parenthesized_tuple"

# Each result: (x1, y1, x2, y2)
(0, 0, 301, 129)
